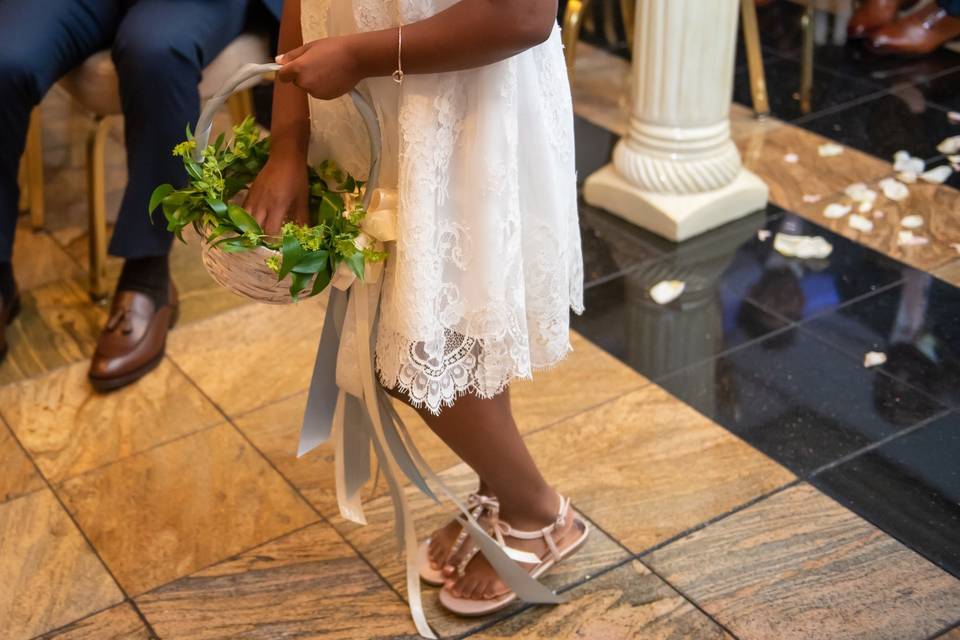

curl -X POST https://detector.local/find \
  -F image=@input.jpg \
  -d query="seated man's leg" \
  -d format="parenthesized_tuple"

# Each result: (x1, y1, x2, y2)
(87, 0, 250, 389)
(0, 0, 120, 360)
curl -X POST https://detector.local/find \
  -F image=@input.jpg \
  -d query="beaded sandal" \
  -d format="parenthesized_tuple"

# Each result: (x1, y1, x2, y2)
(417, 493, 501, 586)
(438, 495, 590, 617)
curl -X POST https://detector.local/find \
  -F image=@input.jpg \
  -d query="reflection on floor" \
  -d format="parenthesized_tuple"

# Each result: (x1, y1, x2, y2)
(3, 3, 960, 638)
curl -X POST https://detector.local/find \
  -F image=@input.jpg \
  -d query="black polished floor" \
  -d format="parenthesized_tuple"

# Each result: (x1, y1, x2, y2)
(573, 0, 960, 584)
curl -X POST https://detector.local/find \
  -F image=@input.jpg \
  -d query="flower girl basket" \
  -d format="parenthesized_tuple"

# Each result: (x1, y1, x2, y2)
(191, 62, 384, 305)
(192, 64, 563, 639)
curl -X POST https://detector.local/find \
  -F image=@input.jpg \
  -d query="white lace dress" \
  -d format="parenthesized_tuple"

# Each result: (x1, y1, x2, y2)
(303, 0, 583, 414)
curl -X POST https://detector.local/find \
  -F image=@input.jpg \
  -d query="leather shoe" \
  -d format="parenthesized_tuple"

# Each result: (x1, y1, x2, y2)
(848, 0, 919, 39)
(88, 283, 178, 392)
(868, 5, 960, 56)
(0, 289, 21, 364)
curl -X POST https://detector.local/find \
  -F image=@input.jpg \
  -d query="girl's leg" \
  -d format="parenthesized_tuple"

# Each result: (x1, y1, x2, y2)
(397, 387, 579, 599)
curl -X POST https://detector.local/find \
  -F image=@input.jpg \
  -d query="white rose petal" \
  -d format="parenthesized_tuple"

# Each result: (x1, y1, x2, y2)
(879, 177, 910, 201)
(949, 111, 960, 124)
(921, 165, 953, 184)
(818, 142, 845, 157)
(900, 215, 924, 229)
(844, 182, 877, 203)
(802, 194, 823, 204)
(893, 150, 925, 175)
(898, 230, 929, 246)
(873, 210, 885, 219)
(938, 135, 960, 155)
(650, 280, 685, 305)
(858, 199, 874, 214)
(948, 155, 960, 164)
(864, 351, 887, 368)
(824, 203, 852, 219)
(774, 233, 834, 259)
(897, 171, 918, 184)
(848, 214, 874, 233)
(757, 229, 772, 241)
(784, 153, 799, 164)
(952, 243, 960, 254)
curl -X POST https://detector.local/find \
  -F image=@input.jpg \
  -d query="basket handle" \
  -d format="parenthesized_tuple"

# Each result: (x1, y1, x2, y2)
(192, 61, 383, 206)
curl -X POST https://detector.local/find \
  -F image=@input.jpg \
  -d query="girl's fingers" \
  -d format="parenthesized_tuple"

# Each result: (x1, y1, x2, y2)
(276, 42, 309, 64)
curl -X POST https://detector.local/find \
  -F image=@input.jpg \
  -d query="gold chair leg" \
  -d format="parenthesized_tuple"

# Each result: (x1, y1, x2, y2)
(226, 90, 254, 126)
(619, 0, 635, 51)
(26, 108, 45, 230)
(800, 3, 815, 115)
(741, 0, 770, 119)
(87, 116, 110, 302)
(563, 0, 594, 83)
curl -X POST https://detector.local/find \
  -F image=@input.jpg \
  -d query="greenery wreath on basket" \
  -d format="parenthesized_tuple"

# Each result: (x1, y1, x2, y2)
(148, 117, 387, 299)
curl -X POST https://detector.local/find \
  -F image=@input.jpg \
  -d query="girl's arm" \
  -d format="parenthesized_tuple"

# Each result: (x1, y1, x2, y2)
(244, 0, 311, 233)
(276, 0, 559, 100)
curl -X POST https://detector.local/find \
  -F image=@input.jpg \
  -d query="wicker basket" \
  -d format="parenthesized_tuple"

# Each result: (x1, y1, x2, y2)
(190, 63, 383, 305)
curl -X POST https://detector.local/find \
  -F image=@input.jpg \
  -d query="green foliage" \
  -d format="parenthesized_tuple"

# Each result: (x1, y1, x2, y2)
(148, 117, 387, 299)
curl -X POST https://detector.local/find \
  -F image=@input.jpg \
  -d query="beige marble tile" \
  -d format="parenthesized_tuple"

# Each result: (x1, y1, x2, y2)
(522, 383, 795, 553)
(936, 626, 960, 640)
(57, 423, 318, 596)
(0, 277, 107, 386)
(934, 259, 960, 287)
(792, 179, 960, 273)
(729, 103, 785, 143)
(11, 221, 82, 292)
(0, 422, 44, 504)
(646, 483, 960, 640)
(136, 522, 416, 639)
(736, 123, 894, 215)
(234, 330, 647, 517)
(166, 296, 327, 416)
(0, 359, 222, 484)
(474, 560, 732, 640)
(37, 603, 151, 640)
(0, 489, 124, 639)
(334, 462, 630, 638)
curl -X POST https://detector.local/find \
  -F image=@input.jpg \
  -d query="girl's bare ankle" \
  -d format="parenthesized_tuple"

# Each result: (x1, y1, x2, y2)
(498, 486, 560, 530)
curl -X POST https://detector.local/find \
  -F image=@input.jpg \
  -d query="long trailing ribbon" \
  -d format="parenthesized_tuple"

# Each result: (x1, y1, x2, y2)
(297, 196, 562, 639)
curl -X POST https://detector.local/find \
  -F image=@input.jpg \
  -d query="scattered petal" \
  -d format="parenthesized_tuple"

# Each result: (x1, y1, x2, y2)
(949, 111, 960, 124)
(650, 280, 685, 305)
(893, 150, 925, 175)
(873, 210, 885, 219)
(898, 230, 929, 246)
(948, 155, 960, 164)
(897, 171, 918, 184)
(844, 182, 877, 203)
(757, 229, 772, 241)
(920, 165, 953, 184)
(900, 215, 924, 229)
(858, 199, 874, 214)
(783, 152, 799, 164)
(864, 351, 887, 368)
(824, 203, 852, 219)
(818, 142, 845, 157)
(938, 135, 960, 155)
(802, 194, 823, 204)
(879, 177, 910, 201)
(774, 233, 834, 259)
(849, 214, 874, 232)
(952, 243, 960, 254)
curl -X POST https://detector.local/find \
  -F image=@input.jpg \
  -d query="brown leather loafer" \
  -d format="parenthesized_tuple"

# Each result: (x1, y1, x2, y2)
(88, 283, 179, 392)
(848, 0, 919, 40)
(0, 290, 21, 364)
(867, 5, 960, 56)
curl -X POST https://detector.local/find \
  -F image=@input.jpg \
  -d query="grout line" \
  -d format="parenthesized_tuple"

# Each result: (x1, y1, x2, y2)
(0, 413, 162, 640)
(638, 479, 802, 558)
(789, 85, 896, 127)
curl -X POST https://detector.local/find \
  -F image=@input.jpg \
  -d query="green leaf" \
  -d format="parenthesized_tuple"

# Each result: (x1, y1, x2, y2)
(278, 234, 305, 279)
(218, 237, 255, 253)
(185, 161, 203, 181)
(148, 184, 174, 220)
(291, 250, 329, 274)
(310, 266, 332, 296)
(227, 204, 262, 236)
(205, 197, 228, 216)
(289, 271, 310, 298)
(346, 250, 365, 280)
(214, 132, 226, 152)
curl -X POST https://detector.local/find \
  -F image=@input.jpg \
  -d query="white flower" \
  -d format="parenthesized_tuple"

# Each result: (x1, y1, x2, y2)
(649, 280, 685, 305)
(864, 352, 887, 368)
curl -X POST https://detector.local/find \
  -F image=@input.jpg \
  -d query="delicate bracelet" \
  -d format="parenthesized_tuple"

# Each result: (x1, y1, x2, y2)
(392, 25, 404, 84)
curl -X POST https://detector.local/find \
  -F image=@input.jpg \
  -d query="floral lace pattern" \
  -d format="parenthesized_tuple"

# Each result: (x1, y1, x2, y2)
(302, 0, 583, 414)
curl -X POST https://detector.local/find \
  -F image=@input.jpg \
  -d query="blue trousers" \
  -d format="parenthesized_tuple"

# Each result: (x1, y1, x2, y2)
(939, 0, 960, 16)
(0, 0, 252, 261)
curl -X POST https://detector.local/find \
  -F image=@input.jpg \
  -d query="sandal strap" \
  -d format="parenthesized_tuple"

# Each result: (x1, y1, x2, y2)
(445, 493, 498, 564)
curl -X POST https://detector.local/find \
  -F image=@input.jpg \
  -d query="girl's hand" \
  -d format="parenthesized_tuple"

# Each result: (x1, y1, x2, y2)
(244, 154, 309, 236)
(276, 36, 364, 101)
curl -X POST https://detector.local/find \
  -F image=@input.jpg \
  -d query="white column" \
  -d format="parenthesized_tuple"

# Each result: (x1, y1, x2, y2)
(583, 0, 768, 242)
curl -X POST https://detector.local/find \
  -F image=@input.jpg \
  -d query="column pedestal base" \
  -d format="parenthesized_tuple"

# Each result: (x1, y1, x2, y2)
(583, 164, 769, 242)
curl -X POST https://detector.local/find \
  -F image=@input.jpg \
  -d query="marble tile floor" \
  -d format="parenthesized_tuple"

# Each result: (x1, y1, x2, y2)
(4, 17, 960, 639)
